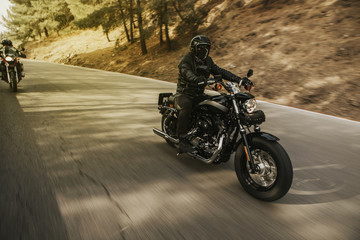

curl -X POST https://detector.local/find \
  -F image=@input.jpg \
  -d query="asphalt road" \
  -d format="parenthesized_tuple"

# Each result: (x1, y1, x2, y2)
(0, 60, 359, 240)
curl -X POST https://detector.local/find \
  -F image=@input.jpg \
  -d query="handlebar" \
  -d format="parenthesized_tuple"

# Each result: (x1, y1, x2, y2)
(198, 75, 254, 93)
(199, 69, 255, 92)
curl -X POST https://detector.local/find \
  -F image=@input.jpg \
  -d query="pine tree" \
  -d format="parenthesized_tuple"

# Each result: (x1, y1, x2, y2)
(75, 6, 120, 42)
(136, 0, 147, 54)
(4, 0, 74, 40)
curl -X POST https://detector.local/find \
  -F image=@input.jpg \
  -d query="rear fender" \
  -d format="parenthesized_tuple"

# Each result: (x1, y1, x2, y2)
(158, 93, 176, 115)
(159, 105, 177, 115)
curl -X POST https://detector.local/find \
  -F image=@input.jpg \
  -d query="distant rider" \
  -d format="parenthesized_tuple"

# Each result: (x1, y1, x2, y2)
(176, 35, 253, 153)
(0, 38, 26, 82)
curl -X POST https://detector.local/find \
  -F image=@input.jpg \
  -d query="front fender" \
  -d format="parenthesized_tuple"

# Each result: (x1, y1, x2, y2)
(247, 132, 279, 142)
(234, 132, 279, 158)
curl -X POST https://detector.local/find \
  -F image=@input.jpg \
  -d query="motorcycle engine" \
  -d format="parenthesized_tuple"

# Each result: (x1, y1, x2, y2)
(191, 113, 223, 157)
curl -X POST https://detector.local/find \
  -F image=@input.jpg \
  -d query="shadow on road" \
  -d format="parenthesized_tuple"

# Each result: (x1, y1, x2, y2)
(0, 84, 69, 240)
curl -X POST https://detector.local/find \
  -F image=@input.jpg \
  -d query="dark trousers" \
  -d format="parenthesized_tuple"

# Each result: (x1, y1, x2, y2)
(175, 94, 204, 137)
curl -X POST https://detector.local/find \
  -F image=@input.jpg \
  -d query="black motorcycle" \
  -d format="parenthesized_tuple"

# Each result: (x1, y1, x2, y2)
(1, 48, 24, 92)
(153, 70, 293, 201)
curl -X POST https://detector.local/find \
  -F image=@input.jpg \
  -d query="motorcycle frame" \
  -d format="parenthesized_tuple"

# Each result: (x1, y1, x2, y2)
(156, 80, 279, 170)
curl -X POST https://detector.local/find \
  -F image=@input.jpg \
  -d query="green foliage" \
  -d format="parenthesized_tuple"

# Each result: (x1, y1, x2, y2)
(4, 0, 202, 52)
(75, 6, 120, 41)
(4, 0, 74, 40)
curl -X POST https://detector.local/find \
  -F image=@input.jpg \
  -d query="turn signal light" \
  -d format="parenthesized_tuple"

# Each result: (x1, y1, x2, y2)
(215, 83, 222, 91)
(170, 104, 174, 108)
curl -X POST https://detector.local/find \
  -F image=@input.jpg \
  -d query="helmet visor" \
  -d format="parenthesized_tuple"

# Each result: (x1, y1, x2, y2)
(196, 44, 210, 60)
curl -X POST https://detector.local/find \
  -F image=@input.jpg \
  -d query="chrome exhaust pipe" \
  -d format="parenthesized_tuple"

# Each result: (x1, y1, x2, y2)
(188, 134, 225, 164)
(153, 128, 179, 144)
(154, 128, 224, 164)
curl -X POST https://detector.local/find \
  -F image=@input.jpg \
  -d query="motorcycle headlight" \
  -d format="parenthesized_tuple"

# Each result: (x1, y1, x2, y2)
(5, 56, 15, 62)
(243, 99, 257, 113)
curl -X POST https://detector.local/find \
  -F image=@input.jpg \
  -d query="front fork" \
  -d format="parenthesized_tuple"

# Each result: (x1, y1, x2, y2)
(6, 65, 10, 83)
(5, 65, 19, 84)
(232, 99, 257, 173)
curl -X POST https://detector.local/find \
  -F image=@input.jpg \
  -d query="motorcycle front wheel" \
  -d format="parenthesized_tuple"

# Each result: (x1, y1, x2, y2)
(9, 71, 17, 92)
(235, 136, 293, 201)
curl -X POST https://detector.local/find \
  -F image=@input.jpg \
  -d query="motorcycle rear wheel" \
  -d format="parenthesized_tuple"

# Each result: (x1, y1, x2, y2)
(235, 137, 293, 201)
(161, 110, 177, 148)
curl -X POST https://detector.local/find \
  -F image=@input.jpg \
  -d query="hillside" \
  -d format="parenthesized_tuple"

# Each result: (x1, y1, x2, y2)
(24, 0, 360, 121)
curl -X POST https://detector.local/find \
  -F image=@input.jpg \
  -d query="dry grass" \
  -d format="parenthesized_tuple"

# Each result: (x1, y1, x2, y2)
(25, 0, 360, 121)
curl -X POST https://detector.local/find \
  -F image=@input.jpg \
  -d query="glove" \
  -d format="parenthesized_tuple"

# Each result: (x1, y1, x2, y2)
(242, 77, 254, 90)
(236, 77, 242, 84)
(197, 76, 207, 85)
(214, 75, 222, 82)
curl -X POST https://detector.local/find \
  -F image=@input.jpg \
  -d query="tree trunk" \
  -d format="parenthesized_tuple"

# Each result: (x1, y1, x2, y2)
(136, 0, 147, 55)
(171, 0, 184, 21)
(164, 1, 171, 51)
(44, 27, 49, 37)
(159, 0, 164, 45)
(37, 27, 42, 38)
(106, 31, 111, 42)
(118, 0, 130, 42)
(159, 22, 164, 45)
(129, 0, 135, 43)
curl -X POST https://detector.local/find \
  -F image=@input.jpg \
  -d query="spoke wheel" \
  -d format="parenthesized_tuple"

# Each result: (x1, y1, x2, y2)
(247, 149, 277, 189)
(235, 136, 293, 201)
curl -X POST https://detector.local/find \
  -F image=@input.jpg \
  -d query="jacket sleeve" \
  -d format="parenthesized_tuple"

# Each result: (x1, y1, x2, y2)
(178, 54, 204, 86)
(207, 57, 241, 83)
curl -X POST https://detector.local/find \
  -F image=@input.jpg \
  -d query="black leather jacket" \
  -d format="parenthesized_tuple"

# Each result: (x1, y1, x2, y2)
(0, 46, 26, 58)
(177, 52, 241, 96)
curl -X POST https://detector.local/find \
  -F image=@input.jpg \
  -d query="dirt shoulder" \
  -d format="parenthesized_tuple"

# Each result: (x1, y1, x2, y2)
(24, 0, 360, 121)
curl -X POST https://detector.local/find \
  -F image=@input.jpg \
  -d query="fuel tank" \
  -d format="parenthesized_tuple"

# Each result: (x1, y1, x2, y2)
(198, 95, 229, 114)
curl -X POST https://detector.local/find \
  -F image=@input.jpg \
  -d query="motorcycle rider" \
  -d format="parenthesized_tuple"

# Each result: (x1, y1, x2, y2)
(176, 35, 253, 153)
(0, 38, 26, 82)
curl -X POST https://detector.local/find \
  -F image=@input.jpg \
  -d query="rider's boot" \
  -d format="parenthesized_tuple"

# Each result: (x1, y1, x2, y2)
(177, 134, 194, 155)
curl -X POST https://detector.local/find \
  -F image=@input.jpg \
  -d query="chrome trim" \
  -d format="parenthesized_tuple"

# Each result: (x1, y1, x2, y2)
(159, 105, 177, 112)
(153, 128, 225, 164)
(188, 134, 225, 164)
(153, 128, 179, 144)
(6, 66, 10, 84)
(232, 99, 240, 114)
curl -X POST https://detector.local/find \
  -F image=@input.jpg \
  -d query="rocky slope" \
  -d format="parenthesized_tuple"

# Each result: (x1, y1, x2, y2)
(25, 0, 360, 121)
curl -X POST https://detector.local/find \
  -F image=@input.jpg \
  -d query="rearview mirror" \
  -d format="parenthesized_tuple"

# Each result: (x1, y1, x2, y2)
(247, 69, 253, 78)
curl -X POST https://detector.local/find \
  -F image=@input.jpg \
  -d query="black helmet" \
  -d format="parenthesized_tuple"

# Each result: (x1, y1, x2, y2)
(190, 35, 211, 60)
(1, 38, 12, 46)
